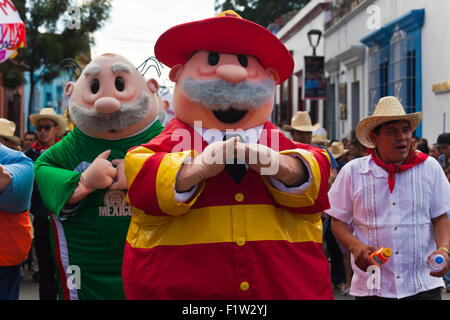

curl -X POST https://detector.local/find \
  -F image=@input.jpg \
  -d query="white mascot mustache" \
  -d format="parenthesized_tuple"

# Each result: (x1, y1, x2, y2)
(69, 93, 150, 134)
(181, 77, 275, 110)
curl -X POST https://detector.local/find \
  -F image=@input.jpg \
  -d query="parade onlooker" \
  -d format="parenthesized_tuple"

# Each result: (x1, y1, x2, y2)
(283, 112, 338, 171)
(436, 133, 450, 294)
(0, 143, 34, 300)
(416, 140, 429, 154)
(341, 137, 350, 149)
(282, 111, 319, 144)
(311, 134, 330, 147)
(327, 96, 450, 300)
(0, 119, 21, 151)
(429, 144, 440, 160)
(21, 132, 38, 152)
(332, 140, 361, 295)
(284, 114, 342, 288)
(20, 132, 38, 281)
(349, 138, 368, 160)
(329, 142, 348, 175)
(25, 108, 66, 300)
(436, 133, 449, 171)
(325, 140, 350, 294)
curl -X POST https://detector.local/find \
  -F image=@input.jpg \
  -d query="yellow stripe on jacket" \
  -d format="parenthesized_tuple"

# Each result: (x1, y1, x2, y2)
(126, 204, 323, 249)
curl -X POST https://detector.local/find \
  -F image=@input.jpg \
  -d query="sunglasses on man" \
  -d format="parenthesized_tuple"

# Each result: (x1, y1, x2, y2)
(36, 124, 56, 131)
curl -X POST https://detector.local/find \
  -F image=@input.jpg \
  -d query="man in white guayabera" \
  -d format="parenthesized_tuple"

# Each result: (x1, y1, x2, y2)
(327, 96, 450, 300)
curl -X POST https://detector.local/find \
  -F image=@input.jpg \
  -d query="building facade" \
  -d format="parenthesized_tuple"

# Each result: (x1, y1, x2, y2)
(324, 0, 450, 142)
(274, 0, 450, 144)
(0, 67, 71, 139)
(23, 67, 71, 133)
(273, 0, 331, 133)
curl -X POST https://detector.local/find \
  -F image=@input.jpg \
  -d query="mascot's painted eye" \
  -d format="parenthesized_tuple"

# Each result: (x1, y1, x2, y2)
(115, 76, 125, 91)
(237, 55, 248, 67)
(91, 79, 100, 94)
(208, 52, 220, 66)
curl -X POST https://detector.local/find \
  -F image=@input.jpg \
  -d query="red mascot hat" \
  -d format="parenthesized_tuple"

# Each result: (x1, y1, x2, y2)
(154, 10, 294, 84)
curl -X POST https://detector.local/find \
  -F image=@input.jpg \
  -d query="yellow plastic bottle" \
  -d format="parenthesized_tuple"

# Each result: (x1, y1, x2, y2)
(369, 247, 392, 266)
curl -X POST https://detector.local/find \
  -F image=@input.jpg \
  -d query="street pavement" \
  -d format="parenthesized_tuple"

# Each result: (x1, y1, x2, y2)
(18, 268, 450, 300)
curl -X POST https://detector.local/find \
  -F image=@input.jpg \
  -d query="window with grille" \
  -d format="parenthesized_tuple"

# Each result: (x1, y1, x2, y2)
(389, 27, 419, 115)
(362, 9, 424, 136)
(368, 44, 390, 113)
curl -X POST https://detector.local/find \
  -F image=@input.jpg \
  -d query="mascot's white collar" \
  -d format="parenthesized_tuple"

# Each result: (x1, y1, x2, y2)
(192, 124, 265, 145)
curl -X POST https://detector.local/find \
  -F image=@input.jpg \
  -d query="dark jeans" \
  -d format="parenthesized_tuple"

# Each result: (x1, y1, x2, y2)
(0, 265, 21, 300)
(355, 287, 442, 300)
(33, 217, 57, 300)
(323, 215, 346, 284)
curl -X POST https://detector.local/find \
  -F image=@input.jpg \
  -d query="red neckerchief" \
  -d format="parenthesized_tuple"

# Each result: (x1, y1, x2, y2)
(32, 138, 61, 152)
(370, 147, 428, 193)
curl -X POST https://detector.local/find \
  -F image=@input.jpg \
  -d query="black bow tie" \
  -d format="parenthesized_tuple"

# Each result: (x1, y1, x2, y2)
(223, 134, 247, 184)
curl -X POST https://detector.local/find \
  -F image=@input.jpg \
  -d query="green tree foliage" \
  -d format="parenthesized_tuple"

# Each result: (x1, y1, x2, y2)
(214, 0, 310, 28)
(0, 0, 111, 129)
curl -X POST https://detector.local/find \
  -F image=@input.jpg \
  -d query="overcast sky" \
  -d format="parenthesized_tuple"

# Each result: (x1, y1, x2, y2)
(91, 0, 215, 88)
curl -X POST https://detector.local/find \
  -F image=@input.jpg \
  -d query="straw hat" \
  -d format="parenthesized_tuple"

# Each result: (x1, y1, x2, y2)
(329, 141, 349, 159)
(0, 118, 20, 145)
(29, 108, 67, 137)
(154, 10, 294, 84)
(356, 96, 422, 148)
(282, 111, 320, 132)
(311, 134, 330, 146)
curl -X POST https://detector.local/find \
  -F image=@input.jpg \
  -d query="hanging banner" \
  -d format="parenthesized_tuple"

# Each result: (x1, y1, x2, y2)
(303, 56, 326, 100)
(0, 0, 26, 64)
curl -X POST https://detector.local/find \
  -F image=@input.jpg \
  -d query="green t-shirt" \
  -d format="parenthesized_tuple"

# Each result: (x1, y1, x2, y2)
(34, 121, 164, 300)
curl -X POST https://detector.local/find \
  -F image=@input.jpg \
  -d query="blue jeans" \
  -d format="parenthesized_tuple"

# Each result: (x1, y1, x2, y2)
(0, 265, 21, 300)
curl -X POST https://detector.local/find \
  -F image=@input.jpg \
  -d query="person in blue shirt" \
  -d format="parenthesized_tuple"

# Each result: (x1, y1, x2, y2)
(0, 143, 34, 300)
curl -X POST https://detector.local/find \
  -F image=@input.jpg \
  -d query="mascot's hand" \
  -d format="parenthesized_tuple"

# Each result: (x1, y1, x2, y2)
(0, 164, 12, 192)
(237, 143, 280, 174)
(175, 137, 238, 192)
(109, 159, 127, 190)
(79, 150, 117, 191)
(237, 143, 307, 187)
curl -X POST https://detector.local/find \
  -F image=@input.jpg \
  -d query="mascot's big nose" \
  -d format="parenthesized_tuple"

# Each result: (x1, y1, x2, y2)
(94, 97, 121, 114)
(216, 64, 248, 84)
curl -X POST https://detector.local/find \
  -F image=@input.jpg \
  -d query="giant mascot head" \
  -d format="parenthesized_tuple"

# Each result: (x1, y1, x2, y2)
(154, 10, 294, 131)
(64, 53, 161, 140)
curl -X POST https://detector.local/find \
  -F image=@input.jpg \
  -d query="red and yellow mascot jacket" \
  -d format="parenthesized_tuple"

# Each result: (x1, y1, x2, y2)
(122, 118, 333, 300)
